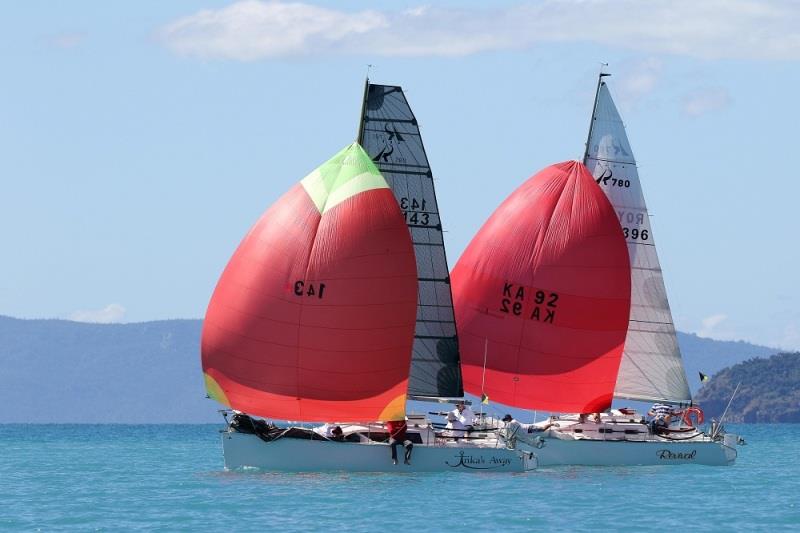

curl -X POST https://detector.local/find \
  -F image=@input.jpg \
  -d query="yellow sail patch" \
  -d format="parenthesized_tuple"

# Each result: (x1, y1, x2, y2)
(378, 393, 407, 422)
(204, 373, 230, 406)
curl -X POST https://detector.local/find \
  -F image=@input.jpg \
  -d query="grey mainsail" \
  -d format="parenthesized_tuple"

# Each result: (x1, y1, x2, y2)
(357, 81, 463, 399)
(583, 76, 691, 404)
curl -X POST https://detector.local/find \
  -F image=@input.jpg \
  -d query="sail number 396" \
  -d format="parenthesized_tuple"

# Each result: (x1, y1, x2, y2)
(623, 227, 649, 240)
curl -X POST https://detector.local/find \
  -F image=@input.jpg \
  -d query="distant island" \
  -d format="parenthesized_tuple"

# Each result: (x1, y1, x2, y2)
(695, 352, 800, 423)
(0, 314, 785, 423)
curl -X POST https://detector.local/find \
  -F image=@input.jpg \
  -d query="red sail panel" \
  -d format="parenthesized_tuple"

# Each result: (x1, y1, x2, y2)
(202, 145, 418, 422)
(451, 161, 631, 413)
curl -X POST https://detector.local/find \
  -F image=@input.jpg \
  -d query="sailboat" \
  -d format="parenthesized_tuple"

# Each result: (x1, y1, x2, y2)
(202, 82, 536, 472)
(450, 74, 741, 466)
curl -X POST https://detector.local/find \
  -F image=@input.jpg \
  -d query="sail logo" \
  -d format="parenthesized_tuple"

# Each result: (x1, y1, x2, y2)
(657, 449, 696, 460)
(371, 123, 406, 164)
(445, 450, 512, 469)
(595, 166, 631, 188)
(499, 282, 558, 324)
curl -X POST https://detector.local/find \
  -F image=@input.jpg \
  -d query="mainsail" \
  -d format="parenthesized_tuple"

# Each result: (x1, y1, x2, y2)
(583, 77, 691, 404)
(201, 143, 418, 422)
(357, 82, 463, 399)
(451, 161, 631, 413)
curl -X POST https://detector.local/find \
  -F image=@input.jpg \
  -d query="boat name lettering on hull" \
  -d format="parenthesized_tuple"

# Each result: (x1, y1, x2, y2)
(657, 449, 696, 460)
(445, 450, 512, 469)
(500, 282, 558, 324)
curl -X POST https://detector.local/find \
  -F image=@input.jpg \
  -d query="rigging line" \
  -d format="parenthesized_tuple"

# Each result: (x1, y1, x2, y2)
(718, 381, 741, 424)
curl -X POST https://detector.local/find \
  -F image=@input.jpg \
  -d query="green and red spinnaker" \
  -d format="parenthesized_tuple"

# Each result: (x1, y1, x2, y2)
(202, 143, 418, 422)
(451, 161, 631, 413)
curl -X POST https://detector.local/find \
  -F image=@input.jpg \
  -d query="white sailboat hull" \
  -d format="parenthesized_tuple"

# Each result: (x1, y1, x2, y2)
(221, 431, 537, 473)
(517, 436, 737, 466)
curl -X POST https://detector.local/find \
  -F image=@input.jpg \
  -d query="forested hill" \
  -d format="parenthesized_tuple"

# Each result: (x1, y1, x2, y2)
(677, 332, 777, 394)
(694, 352, 800, 423)
(0, 316, 209, 423)
(0, 315, 779, 423)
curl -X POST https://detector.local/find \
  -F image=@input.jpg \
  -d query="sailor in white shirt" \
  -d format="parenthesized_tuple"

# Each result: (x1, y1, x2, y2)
(443, 412, 466, 440)
(451, 402, 476, 430)
(501, 414, 552, 449)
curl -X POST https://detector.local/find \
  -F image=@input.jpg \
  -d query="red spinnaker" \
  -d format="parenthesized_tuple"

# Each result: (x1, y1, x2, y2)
(201, 144, 418, 422)
(451, 161, 631, 413)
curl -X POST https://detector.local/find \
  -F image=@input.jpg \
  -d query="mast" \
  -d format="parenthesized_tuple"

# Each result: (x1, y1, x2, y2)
(356, 76, 369, 145)
(582, 71, 611, 164)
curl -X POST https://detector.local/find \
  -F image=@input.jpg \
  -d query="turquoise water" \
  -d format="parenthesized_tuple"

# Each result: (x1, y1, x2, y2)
(1, 424, 797, 531)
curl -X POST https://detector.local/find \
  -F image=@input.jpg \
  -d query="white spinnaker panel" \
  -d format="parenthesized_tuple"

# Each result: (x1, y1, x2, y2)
(584, 82, 691, 404)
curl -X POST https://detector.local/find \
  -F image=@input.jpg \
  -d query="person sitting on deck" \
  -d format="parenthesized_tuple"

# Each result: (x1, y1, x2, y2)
(329, 426, 344, 442)
(647, 403, 676, 433)
(443, 412, 466, 440)
(386, 419, 413, 465)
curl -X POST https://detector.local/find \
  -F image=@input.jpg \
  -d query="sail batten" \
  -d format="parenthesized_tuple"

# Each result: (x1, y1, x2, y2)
(358, 82, 464, 399)
(584, 80, 691, 404)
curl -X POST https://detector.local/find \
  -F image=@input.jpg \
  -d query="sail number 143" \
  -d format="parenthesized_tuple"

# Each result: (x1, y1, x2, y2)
(400, 197, 430, 225)
(294, 281, 326, 298)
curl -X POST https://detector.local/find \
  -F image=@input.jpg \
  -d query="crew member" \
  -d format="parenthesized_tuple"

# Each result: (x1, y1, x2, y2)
(647, 403, 676, 433)
(386, 419, 413, 465)
(451, 402, 476, 431)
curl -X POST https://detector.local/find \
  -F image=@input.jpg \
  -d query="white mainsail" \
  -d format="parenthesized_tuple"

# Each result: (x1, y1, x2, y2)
(583, 78, 691, 404)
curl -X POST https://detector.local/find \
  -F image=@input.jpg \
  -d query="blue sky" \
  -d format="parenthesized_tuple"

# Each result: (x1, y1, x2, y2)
(2, 0, 799, 350)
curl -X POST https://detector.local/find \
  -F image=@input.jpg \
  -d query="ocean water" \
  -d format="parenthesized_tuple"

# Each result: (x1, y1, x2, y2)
(1, 424, 797, 531)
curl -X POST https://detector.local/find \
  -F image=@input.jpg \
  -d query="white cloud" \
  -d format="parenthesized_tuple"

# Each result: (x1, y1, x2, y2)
(697, 313, 728, 338)
(160, 0, 387, 60)
(613, 58, 664, 108)
(68, 304, 127, 324)
(683, 88, 732, 117)
(159, 0, 800, 61)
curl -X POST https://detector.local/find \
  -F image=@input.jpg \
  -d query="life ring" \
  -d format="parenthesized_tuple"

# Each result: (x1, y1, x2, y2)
(682, 406, 704, 427)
